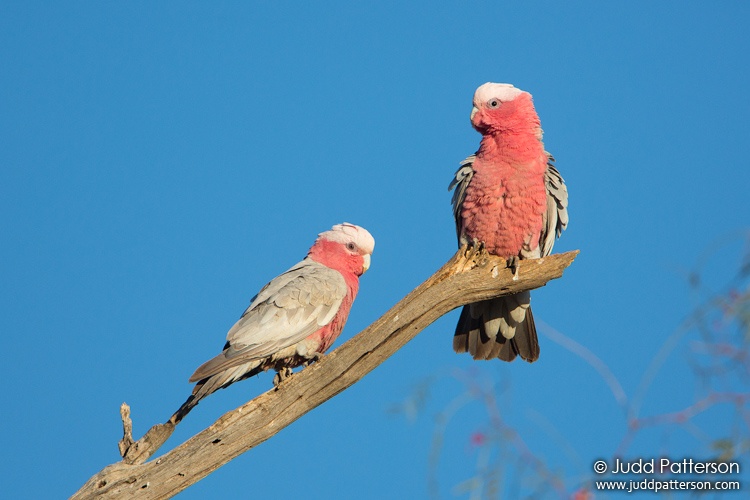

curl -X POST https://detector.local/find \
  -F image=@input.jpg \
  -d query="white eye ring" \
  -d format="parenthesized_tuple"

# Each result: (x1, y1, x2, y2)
(488, 99, 500, 108)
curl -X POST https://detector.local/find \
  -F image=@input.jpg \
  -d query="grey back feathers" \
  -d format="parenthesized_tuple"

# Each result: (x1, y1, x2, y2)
(189, 258, 347, 383)
(170, 257, 348, 424)
(541, 160, 569, 257)
(448, 156, 475, 245)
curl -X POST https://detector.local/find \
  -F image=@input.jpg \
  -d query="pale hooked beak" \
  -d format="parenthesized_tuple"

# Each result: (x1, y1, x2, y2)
(362, 254, 371, 273)
(470, 106, 478, 121)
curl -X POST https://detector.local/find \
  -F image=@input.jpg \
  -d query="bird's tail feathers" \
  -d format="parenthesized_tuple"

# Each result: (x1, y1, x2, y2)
(453, 293, 539, 362)
(169, 360, 265, 424)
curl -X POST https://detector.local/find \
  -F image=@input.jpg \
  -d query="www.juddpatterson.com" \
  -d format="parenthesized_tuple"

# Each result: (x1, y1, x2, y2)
(592, 458, 741, 493)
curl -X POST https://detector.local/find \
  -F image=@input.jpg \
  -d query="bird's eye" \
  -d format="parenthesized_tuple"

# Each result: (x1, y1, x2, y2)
(488, 99, 500, 108)
(346, 242, 357, 251)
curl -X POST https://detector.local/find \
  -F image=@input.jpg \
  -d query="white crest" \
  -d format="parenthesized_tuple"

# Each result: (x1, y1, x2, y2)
(318, 223, 375, 254)
(474, 82, 524, 104)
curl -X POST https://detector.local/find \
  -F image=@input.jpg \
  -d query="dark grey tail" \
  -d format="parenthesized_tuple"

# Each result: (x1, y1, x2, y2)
(453, 293, 540, 362)
(169, 364, 265, 425)
(169, 394, 199, 425)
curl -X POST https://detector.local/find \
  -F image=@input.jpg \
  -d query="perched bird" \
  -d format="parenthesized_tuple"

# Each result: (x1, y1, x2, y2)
(170, 223, 375, 424)
(450, 83, 568, 362)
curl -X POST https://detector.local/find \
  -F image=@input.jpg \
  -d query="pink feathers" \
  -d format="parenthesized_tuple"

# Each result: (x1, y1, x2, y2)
(471, 83, 540, 139)
(304, 223, 375, 354)
(461, 84, 548, 258)
(451, 83, 569, 362)
(308, 222, 375, 278)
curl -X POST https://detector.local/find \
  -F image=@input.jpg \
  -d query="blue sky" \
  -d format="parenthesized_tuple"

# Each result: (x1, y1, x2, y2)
(1, 2, 749, 498)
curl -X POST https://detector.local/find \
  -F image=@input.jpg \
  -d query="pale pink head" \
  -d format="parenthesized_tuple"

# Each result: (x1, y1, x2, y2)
(308, 223, 375, 276)
(470, 82, 540, 136)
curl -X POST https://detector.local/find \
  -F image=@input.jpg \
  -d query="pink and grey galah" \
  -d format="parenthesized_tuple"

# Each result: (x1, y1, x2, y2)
(170, 223, 375, 423)
(450, 83, 568, 362)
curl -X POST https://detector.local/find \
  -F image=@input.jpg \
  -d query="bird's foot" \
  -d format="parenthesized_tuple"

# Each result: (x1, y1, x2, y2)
(507, 256, 520, 280)
(303, 352, 323, 367)
(459, 239, 487, 272)
(273, 367, 293, 388)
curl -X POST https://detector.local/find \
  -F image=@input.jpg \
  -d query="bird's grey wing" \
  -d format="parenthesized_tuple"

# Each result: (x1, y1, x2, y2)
(448, 155, 476, 245)
(189, 259, 347, 381)
(243, 260, 309, 312)
(540, 155, 569, 257)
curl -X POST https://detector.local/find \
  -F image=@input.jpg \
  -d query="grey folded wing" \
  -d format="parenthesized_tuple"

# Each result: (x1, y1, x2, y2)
(540, 156, 569, 257)
(189, 258, 347, 382)
(448, 155, 476, 246)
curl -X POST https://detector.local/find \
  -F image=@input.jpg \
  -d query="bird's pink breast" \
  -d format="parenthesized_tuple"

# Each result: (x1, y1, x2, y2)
(273, 271, 357, 371)
(302, 239, 362, 354)
(461, 145, 548, 258)
(307, 287, 355, 353)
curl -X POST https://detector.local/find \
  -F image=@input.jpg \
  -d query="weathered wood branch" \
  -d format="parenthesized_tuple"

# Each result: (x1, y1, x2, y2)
(71, 247, 578, 500)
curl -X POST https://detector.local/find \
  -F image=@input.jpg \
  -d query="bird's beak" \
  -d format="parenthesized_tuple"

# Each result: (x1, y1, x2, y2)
(470, 106, 478, 121)
(362, 254, 371, 273)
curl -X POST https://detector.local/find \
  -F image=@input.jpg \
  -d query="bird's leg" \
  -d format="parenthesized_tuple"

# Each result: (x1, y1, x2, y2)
(273, 367, 293, 387)
(459, 239, 486, 272)
(507, 255, 520, 280)
(302, 352, 323, 367)
(470, 238, 484, 256)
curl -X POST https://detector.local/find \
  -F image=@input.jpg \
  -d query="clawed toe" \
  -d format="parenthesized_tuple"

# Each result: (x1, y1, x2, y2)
(303, 352, 323, 367)
(507, 256, 520, 279)
(459, 240, 488, 272)
(273, 367, 293, 387)
(470, 238, 485, 255)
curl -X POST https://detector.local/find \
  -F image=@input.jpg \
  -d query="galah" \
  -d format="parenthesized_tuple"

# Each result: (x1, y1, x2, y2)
(170, 223, 375, 423)
(449, 83, 568, 362)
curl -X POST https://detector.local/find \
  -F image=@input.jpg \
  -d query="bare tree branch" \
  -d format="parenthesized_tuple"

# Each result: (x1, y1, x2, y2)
(71, 247, 578, 500)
